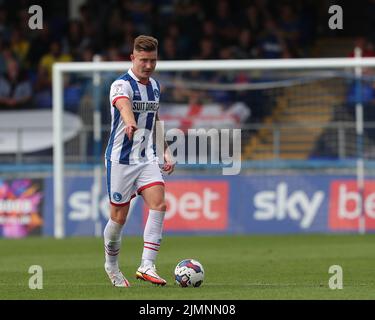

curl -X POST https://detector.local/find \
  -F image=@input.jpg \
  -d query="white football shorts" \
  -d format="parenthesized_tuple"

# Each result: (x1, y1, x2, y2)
(106, 160, 165, 206)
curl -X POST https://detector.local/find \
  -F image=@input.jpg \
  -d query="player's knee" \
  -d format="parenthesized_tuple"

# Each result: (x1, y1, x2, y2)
(159, 202, 167, 212)
(152, 202, 167, 212)
(112, 216, 126, 225)
(110, 213, 126, 225)
(110, 205, 129, 225)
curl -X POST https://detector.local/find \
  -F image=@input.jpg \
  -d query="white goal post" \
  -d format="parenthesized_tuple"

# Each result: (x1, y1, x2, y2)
(52, 56, 375, 238)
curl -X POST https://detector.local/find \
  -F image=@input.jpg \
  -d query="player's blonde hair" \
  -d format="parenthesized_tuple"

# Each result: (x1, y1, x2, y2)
(134, 35, 158, 52)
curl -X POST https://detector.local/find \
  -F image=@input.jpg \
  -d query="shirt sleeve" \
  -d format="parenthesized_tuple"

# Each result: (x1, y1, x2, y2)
(110, 79, 132, 106)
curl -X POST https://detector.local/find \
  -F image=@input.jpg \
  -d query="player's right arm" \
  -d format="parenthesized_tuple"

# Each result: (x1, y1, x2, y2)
(110, 79, 137, 140)
(115, 98, 137, 140)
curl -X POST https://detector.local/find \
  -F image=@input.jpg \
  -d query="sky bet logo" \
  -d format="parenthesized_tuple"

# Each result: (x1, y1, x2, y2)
(254, 182, 325, 229)
(253, 180, 375, 230)
(329, 181, 375, 230)
(147, 181, 228, 231)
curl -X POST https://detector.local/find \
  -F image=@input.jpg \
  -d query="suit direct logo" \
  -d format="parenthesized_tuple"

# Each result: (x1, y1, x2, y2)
(113, 192, 122, 202)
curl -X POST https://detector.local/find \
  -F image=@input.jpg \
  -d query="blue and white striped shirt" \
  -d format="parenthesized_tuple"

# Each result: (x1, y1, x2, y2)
(105, 69, 161, 164)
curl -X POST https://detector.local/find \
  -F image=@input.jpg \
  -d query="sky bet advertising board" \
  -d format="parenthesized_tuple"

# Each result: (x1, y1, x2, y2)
(39, 175, 375, 237)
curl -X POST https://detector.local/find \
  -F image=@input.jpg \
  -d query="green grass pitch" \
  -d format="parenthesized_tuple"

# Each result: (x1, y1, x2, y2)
(1, 234, 375, 300)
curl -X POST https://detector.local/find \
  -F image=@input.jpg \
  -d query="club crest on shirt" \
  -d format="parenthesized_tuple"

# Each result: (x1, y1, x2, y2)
(114, 84, 122, 93)
(113, 192, 122, 202)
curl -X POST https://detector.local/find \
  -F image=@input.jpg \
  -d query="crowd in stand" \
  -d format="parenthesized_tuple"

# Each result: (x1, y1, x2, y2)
(0, 0, 372, 113)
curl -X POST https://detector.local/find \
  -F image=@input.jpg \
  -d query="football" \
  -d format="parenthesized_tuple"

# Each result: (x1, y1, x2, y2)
(174, 259, 204, 287)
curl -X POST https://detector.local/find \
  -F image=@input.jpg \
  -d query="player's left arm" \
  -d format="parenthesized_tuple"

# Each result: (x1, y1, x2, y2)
(156, 112, 175, 175)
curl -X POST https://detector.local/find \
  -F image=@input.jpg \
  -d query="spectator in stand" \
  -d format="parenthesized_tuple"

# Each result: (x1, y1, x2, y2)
(105, 45, 125, 61)
(62, 20, 90, 61)
(240, 4, 264, 38)
(213, 0, 238, 47)
(122, 0, 153, 35)
(201, 20, 217, 39)
(173, 0, 202, 56)
(0, 42, 15, 74)
(0, 0, 326, 115)
(79, 4, 98, 39)
(194, 37, 217, 60)
(79, 45, 95, 62)
(159, 36, 179, 60)
(27, 23, 52, 70)
(347, 36, 375, 103)
(119, 21, 136, 58)
(367, 0, 375, 46)
(106, 9, 125, 47)
(33, 65, 51, 109)
(278, 4, 302, 57)
(348, 36, 375, 57)
(9, 29, 30, 67)
(0, 6, 10, 42)
(164, 22, 187, 58)
(38, 40, 72, 82)
(16, 7, 32, 37)
(256, 18, 289, 59)
(34, 41, 72, 109)
(234, 29, 257, 59)
(0, 58, 32, 110)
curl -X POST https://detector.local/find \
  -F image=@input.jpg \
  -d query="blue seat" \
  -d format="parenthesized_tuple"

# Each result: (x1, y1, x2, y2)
(64, 86, 83, 113)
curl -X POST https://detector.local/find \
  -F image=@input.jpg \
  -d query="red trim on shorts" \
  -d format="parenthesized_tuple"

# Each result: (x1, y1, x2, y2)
(110, 201, 128, 207)
(110, 194, 136, 207)
(112, 96, 129, 106)
(137, 181, 165, 194)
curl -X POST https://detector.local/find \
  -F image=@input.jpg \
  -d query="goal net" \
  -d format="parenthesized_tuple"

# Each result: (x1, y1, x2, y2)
(52, 57, 375, 237)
